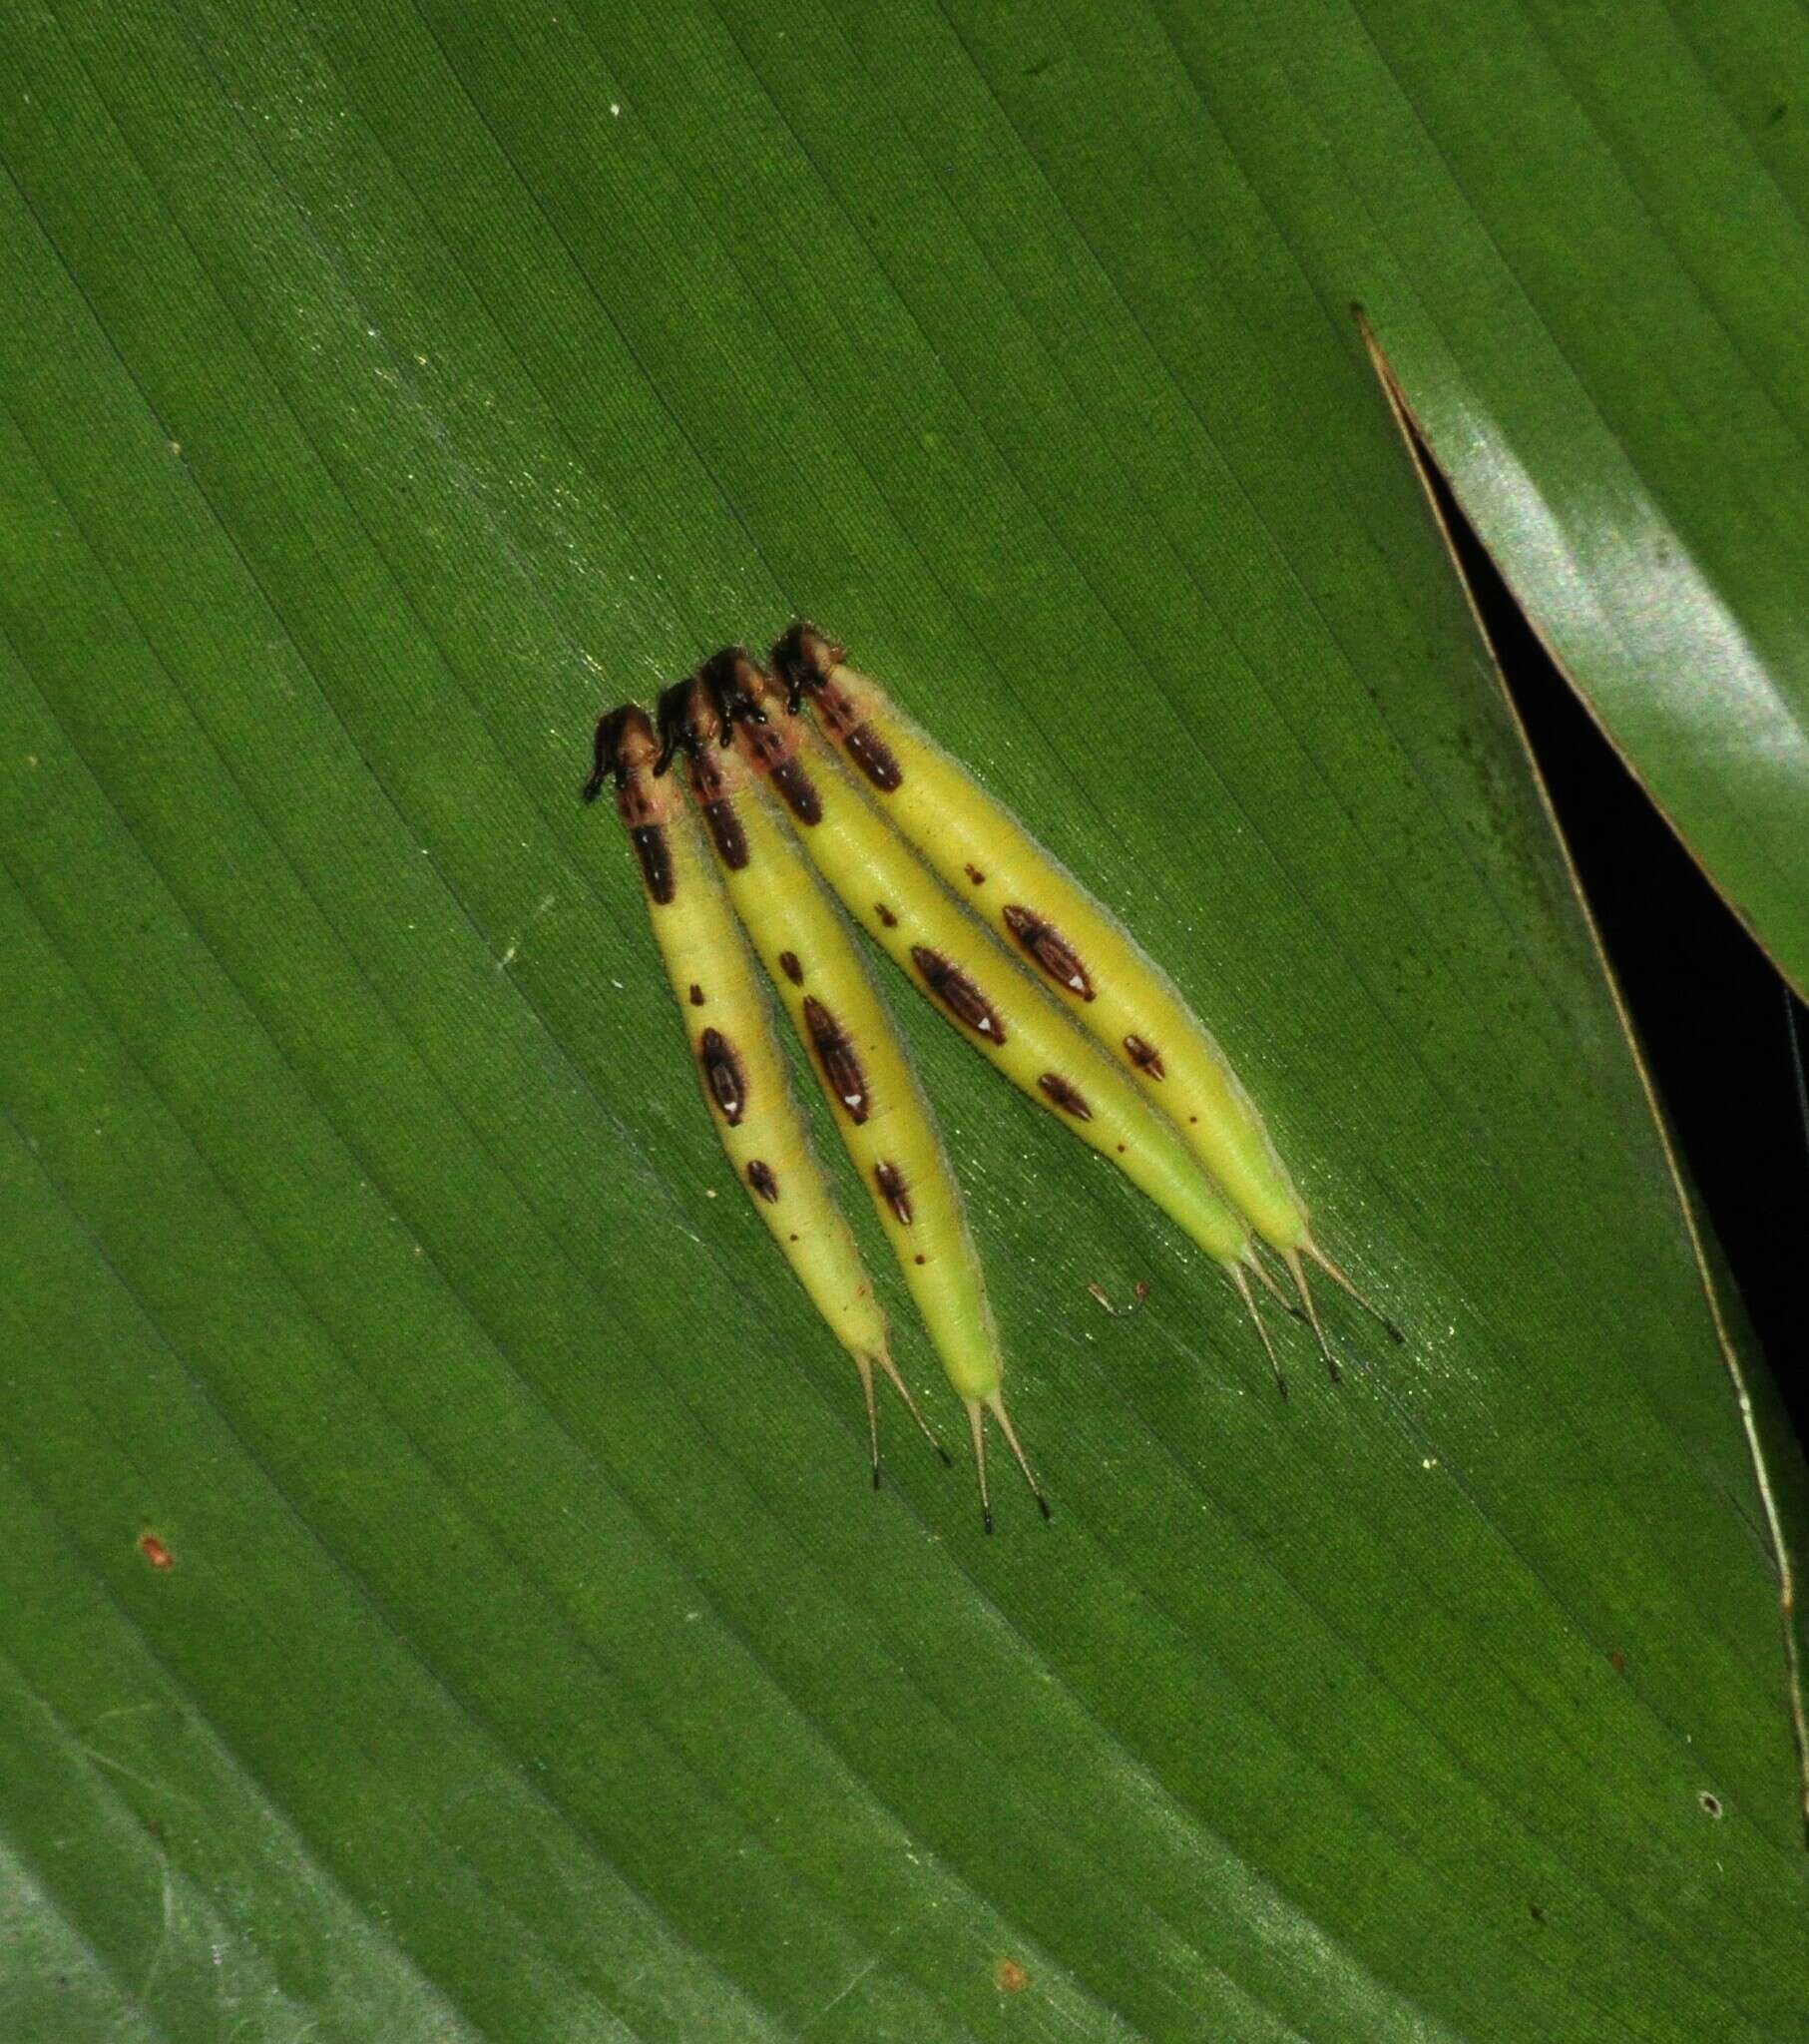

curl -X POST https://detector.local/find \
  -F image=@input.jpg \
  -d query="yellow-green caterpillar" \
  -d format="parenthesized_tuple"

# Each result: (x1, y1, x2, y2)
(709, 652, 1288, 1384)
(772, 625, 1400, 1364)
(657, 661, 1046, 1530)
(584, 705, 942, 1482)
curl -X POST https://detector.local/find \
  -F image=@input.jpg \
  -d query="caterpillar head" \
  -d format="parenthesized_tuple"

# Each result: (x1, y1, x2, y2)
(770, 621, 847, 714)
(656, 649, 771, 773)
(583, 702, 660, 802)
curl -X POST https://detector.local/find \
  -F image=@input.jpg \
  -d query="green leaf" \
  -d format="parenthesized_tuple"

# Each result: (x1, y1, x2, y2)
(2, 3, 1803, 2040)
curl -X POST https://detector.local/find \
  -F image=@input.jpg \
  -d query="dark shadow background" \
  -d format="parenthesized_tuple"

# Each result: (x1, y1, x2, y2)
(1433, 473, 1808, 1454)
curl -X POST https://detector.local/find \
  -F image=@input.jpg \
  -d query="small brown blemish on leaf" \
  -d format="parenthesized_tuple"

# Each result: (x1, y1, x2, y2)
(911, 946, 1008, 1043)
(688, 982, 704, 1007)
(1529, 1902, 1547, 1927)
(914, 1253, 926, 1266)
(995, 1958, 1029, 1994)
(1037, 1072, 1092, 1120)
(698, 1028, 746, 1125)
(874, 1160, 913, 1225)
(778, 950, 804, 985)
(745, 1160, 779, 1203)
(804, 996, 870, 1123)
(1003, 904, 1094, 1000)
(1698, 1790, 1723, 1818)
(1124, 1032, 1165, 1078)
(874, 901, 898, 928)
(1607, 1650, 1625, 1673)
(139, 1533, 175, 1571)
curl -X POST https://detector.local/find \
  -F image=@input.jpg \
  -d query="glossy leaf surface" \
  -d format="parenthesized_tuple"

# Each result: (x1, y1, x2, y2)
(2, 3, 1803, 2040)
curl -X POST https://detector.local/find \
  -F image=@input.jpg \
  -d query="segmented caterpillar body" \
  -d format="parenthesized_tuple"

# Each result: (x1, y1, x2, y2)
(660, 665, 1043, 1527)
(713, 656, 1285, 1377)
(773, 626, 1397, 1353)
(584, 706, 936, 1480)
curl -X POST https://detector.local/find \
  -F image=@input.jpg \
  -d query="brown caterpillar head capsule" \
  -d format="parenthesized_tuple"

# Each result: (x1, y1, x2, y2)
(695, 646, 772, 740)
(583, 703, 661, 803)
(655, 673, 732, 776)
(771, 620, 847, 713)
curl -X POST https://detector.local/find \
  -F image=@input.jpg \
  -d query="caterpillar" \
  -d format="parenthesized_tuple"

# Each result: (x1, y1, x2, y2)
(584, 704, 943, 1483)
(695, 650, 1290, 1388)
(658, 661, 1045, 1531)
(772, 624, 1400, 1365)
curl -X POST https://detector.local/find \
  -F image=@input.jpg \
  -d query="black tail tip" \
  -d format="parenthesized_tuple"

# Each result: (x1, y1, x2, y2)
(982, 1508, 995, 1535)
(1036, 1494, 1053, 1522)
(937, 1445, 954, 1469)
(1275, 1375, 1290, 1402)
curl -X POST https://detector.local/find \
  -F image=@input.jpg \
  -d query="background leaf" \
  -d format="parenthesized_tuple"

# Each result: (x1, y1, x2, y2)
(2, 3, 1804, 2041)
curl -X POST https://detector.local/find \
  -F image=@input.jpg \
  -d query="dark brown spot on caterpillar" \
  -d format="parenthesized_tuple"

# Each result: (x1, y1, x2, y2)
(844, 722, 902, 790)
(803, 996, 870, 1123)
(698, 1028, 746, 1125)
(778, 950, 803, 984)
(874, 1160, 913, 1224)
(743, 720, 788, 771)
(805, 667, 904, 790)
(1124, 1032, 1165, 1078)
(745, 1160, 779, 1203)
(874, 902, 898, 928)
(911, 946, 1008, 1043)
(965, 863, 986, 885)
(1003, 904, 1094, 1000)
(631, 823, 674, 904)
(700, 799, 748, 870)
(770, 757, 822, 824)
(139, 1533, 174, 1570)
(914, 1253, 926, 1266)
(688, 983, 704, 1006)
(1038, 1073, 1093, 1120)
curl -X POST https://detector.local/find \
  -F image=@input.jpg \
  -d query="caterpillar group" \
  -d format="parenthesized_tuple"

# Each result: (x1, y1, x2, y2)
(585, 631, 1397, 1531)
